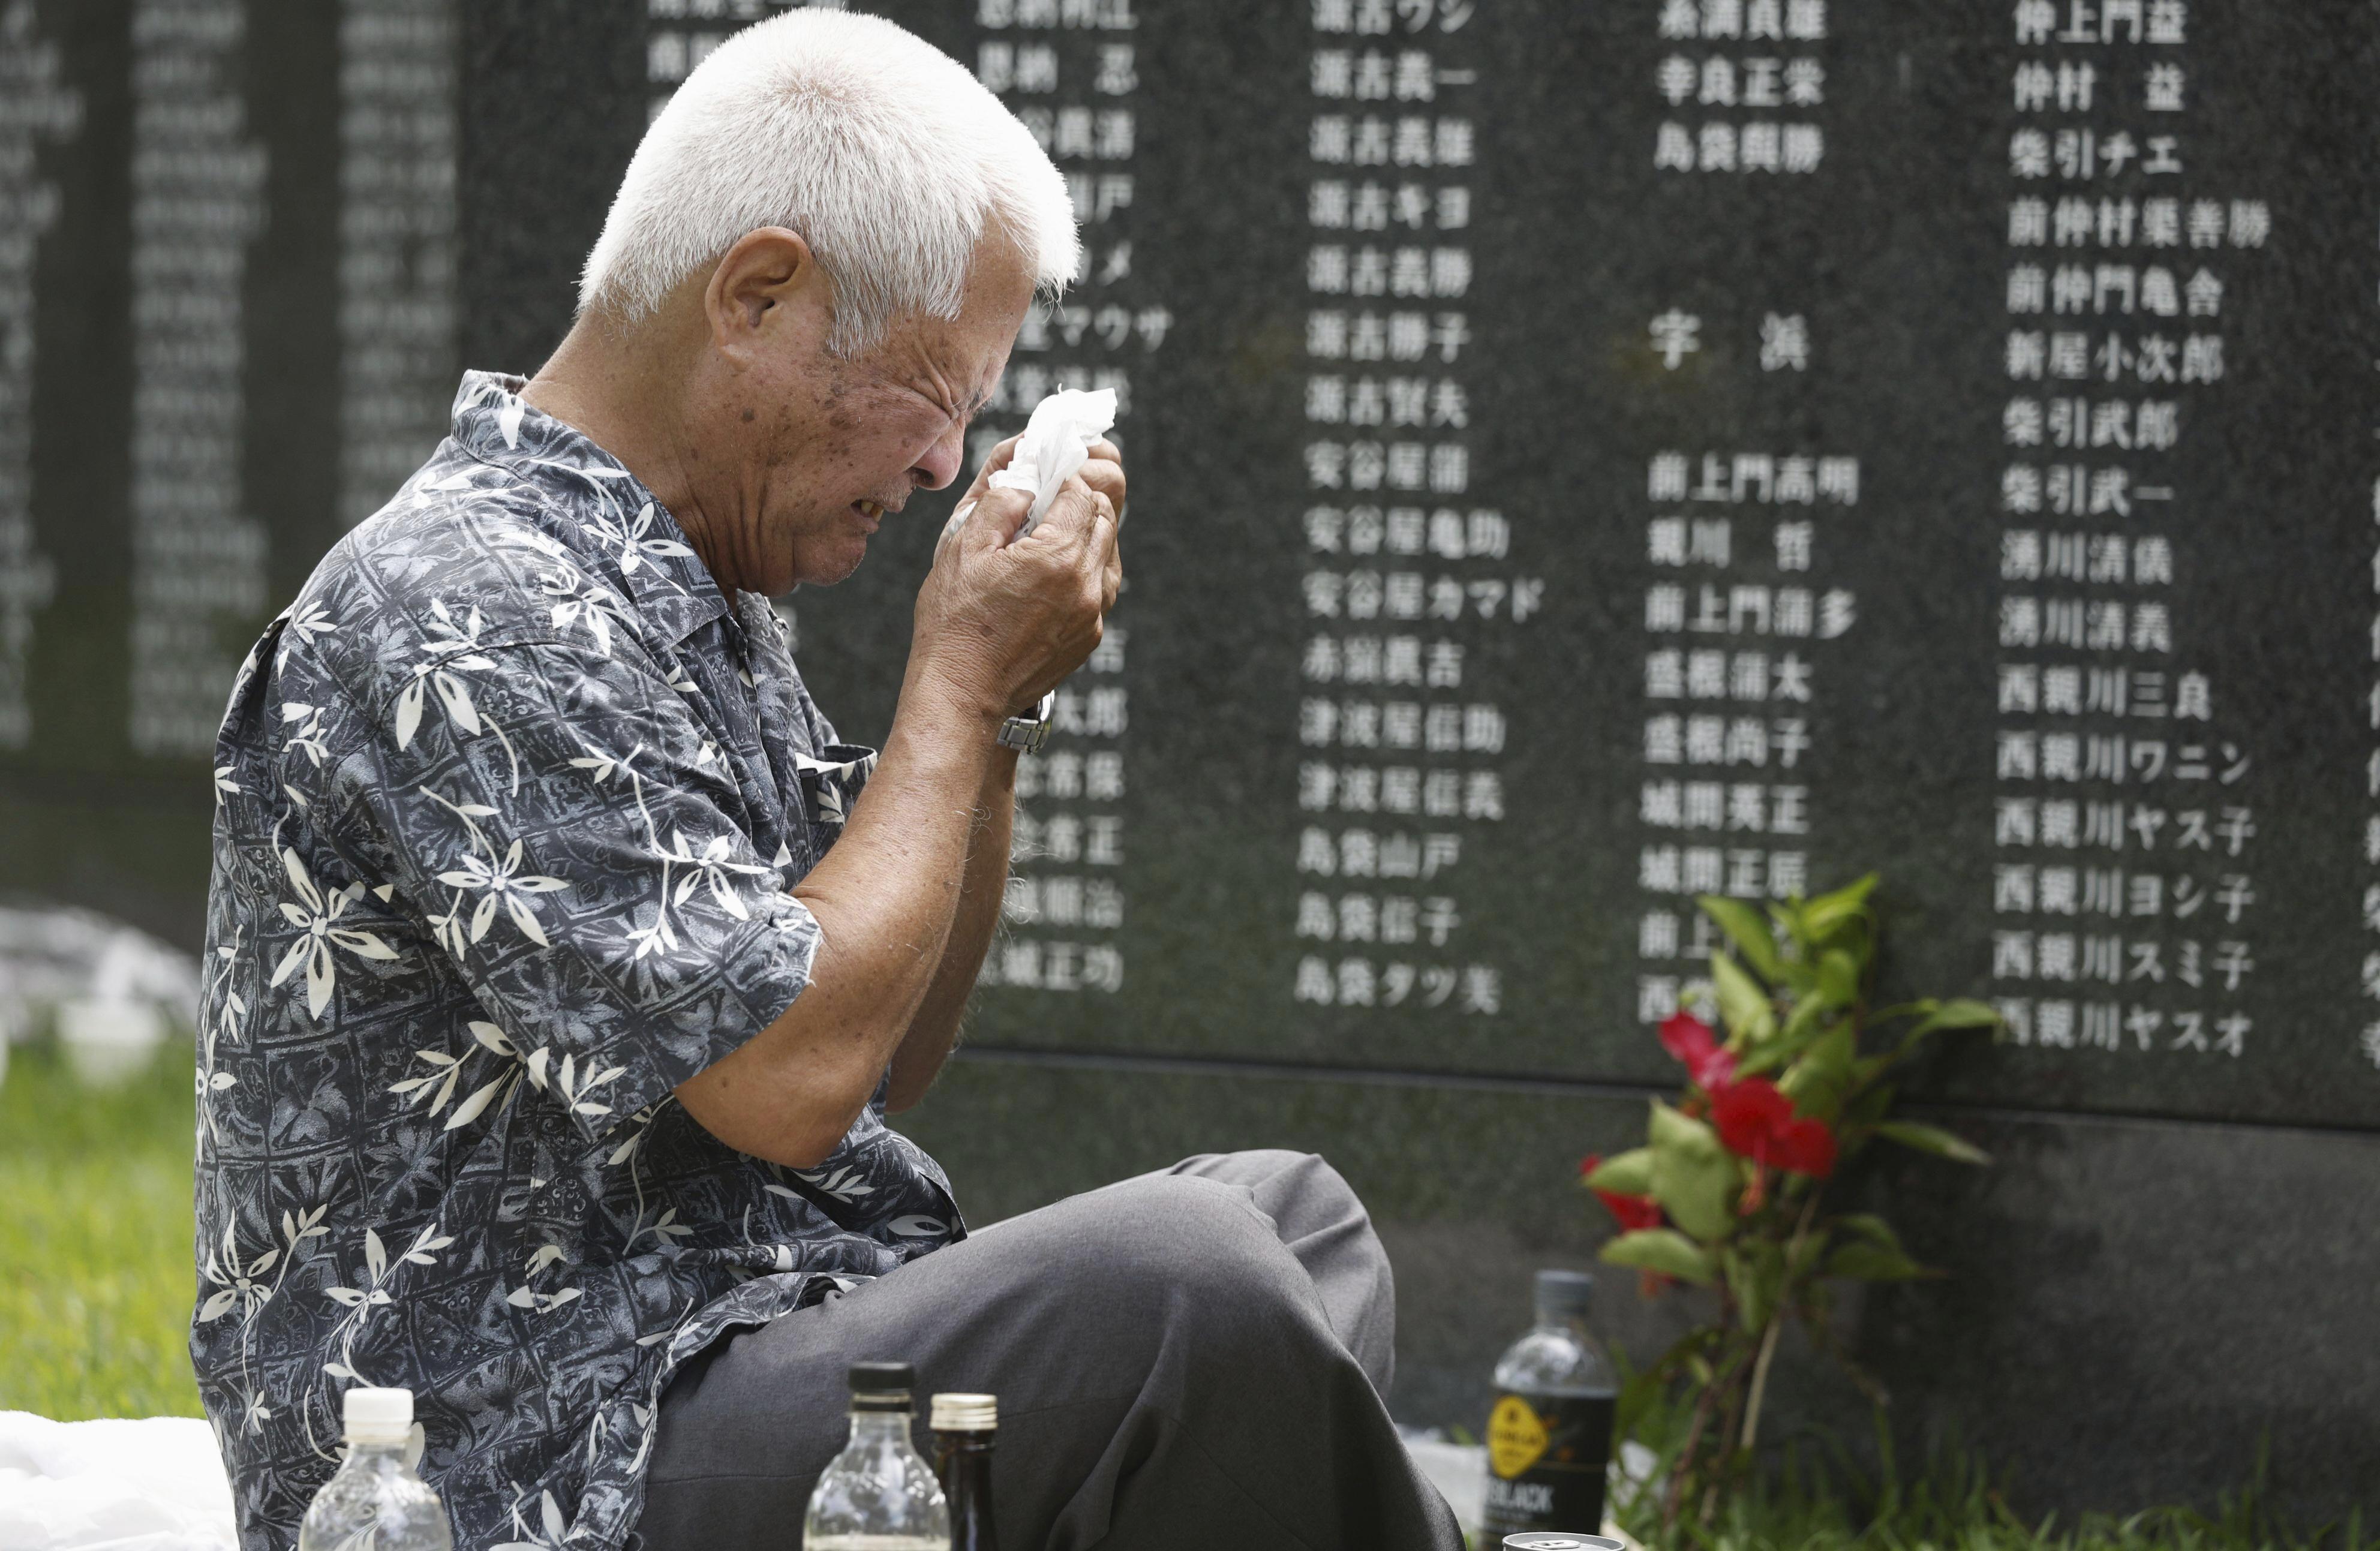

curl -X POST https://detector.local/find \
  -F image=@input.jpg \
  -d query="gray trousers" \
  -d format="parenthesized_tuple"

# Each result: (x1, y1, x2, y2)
(636, 1150, 1464, 1550)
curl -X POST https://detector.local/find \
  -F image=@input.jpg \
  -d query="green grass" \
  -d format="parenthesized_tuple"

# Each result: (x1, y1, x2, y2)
(0, 1038, 205, 1419)
(1610, 1408, 2369, 1551)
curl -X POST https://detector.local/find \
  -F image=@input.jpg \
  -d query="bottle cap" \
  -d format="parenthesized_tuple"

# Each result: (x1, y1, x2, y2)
(342, 1387, 413, 1444)
(1534, 1268, 1595, 1318)
(848, 1361, 916, 1402)
(930, 1393, 997, 1432)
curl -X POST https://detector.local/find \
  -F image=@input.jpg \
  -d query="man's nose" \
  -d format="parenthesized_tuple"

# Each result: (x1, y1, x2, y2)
(911, 420, 967, 492)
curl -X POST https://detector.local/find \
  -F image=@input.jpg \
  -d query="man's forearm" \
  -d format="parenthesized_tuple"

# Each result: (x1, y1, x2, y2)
(672, 425, 1122, 1169)
(673, 674, 1001, 1167)
(885, 749, 1017, 1110)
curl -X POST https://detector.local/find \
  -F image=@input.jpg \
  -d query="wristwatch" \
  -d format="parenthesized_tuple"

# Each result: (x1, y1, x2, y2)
(997, 692, 1056, 755)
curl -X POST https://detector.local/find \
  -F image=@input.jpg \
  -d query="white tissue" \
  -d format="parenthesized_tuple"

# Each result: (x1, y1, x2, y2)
(980, 387, 1117, 541)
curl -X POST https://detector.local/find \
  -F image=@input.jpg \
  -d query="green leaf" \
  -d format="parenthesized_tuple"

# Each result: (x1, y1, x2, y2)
(1799, 873, 1880, 942)
(1710, 952, 1777, 1044)
(1832, 1213, 1903, 1251)
(1875, 1120, 1992, 1165)
(1918, 998, 2005, 1031)
(1696, 894, 1784, 982)
(1825, 1241, 1938, 1282)
(1897, 998, 2006, 1056)
(1735, 996, 1834, 1079)
(1600, 1228, 1718, 1286)
(1725, 1238, 1785, 1333)
(1839, 1080, 1897, 1135)
(1780, 1021, 1856, 1121)
(1648, 1102, 1739, 1242)
(1616, 1330, 1724, 1437)
(1733, 1041, 1788, 1080)
(1582, 1147, 1654, 1197)
(1815, 948, 1862, 1008)
(1734, 1044, 1784, 1080)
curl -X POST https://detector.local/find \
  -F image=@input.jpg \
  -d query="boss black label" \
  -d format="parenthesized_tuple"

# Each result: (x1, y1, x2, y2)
(1482, 1390, 1615, 1535)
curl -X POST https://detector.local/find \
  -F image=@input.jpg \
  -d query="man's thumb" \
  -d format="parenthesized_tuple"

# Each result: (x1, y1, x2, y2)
(938, 486, 1033, 560)
(968, 486, 1035, 551)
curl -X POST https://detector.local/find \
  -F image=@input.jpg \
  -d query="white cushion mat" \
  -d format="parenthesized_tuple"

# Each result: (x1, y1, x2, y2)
(0, 1413, 236, 1551)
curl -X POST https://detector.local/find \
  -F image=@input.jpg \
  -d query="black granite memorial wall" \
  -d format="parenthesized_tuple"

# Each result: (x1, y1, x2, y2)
(0, 0, 456, 944)
(2, 0, 2375, 1517)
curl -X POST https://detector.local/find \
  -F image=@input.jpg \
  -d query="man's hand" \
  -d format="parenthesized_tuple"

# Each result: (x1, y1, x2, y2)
(938, 432, 1128, 554)
(915, 435, 1125, 718)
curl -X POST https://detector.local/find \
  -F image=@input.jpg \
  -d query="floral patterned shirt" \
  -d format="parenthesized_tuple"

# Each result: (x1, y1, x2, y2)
(194, 371, 965, 1551)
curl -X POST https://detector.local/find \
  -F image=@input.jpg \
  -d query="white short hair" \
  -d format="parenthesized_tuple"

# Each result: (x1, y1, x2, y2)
(579, 10, 1078, 356)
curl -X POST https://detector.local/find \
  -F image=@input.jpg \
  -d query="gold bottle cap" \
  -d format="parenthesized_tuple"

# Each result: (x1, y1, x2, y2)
(930, 1393, 996, 1432)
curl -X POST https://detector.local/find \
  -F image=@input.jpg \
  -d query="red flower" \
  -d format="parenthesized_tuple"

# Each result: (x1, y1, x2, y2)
(1710, 1079, 1838, 1178)
(1606, 1193, 1664, 1231)
(1579, 1153, 1666, 1232)
(1658, 1011, 1738, 1092)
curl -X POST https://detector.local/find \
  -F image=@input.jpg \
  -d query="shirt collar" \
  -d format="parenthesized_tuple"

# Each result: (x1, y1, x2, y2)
(449, 369, 732, 647)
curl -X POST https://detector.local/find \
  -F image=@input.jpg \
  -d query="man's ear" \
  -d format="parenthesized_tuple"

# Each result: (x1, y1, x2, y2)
(704, 227, 828, 360)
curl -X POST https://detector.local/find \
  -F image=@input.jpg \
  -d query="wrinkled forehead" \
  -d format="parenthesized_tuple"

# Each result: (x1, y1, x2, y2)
(955, 228, 1041, 328)
(883, 239, 1038, 388)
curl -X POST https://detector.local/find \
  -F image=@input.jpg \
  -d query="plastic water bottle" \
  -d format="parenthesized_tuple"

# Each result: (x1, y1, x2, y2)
(804, 1361, 950, 1550)
(298, 1387, 453, 1551)
(1482, 1270, 1618, 1538)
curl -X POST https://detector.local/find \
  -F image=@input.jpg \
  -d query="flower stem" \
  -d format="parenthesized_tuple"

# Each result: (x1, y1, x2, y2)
(1741, 1191, 1822, 1460)
(1740, 1312, 1785, 1457)
(1666, 1341, 1754, 1532)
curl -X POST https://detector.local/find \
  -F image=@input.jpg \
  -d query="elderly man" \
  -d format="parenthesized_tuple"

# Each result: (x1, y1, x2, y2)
(192, 12, 1459, 1551)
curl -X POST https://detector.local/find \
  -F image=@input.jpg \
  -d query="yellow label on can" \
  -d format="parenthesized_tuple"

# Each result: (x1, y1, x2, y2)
(1487, 1393, 1549, 1478)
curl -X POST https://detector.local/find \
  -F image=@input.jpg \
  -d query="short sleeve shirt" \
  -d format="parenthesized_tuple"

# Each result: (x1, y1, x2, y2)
(193, 371, 966, 1551)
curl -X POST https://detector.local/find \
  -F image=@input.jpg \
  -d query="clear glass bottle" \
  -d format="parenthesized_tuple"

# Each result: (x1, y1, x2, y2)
(1482, 1269, 1618, 1538)
(298, 1387, 453, 1551)
(804, 1361, 951, 1550)
(929, 1393, 1000, 1551)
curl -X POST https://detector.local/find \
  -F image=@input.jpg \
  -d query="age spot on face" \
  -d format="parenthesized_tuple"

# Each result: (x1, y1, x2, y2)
(741, 408, 755, 423)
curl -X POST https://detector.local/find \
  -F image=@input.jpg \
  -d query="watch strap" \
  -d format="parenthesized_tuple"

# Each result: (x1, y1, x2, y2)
(997, 691, 1056, 755)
